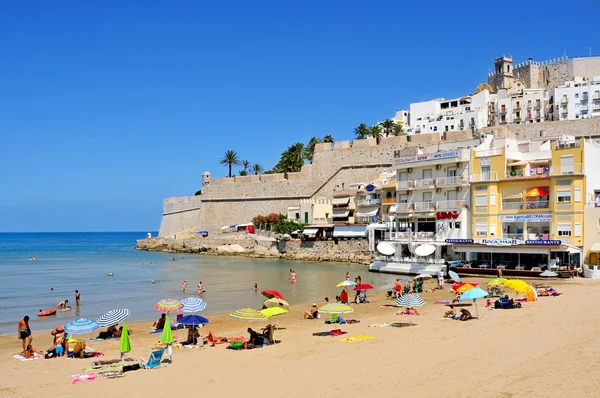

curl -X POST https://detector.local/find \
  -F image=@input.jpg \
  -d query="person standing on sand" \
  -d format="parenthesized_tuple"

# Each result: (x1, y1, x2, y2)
(182, 280, 187, 293)
(18, 316, 32, 354)
(75, 290, 80, 307)
(438, 269, 444, 290)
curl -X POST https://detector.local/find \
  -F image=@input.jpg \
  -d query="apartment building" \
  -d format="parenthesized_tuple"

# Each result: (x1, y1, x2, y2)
(496, 88, 546, 125)
(549, 77, 600, 121)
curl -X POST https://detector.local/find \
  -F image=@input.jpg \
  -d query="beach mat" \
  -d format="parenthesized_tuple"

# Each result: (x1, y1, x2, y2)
(13, 353, 44, 361)
(340, 335, 374, 343)
(312, 330, 347, 337)
(91, 358, 134, 367)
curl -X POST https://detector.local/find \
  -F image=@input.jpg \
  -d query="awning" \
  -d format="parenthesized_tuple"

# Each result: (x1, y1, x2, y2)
(509, 159, 551, 166)
(332, 209, 350, 218)
(388, 204, 397, 213)
(332, 197, 350, 206)
(590, 243, 600, 253)
(333, 225, 368, 238)
(237, 223, 253, 227)
(302, 228, 319, 236)
(355, 206, 379, 218)
(367, 223, 388, 230)
(384, 215, 395, 222)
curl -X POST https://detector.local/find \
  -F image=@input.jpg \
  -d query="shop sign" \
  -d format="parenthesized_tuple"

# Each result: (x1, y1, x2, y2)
(393, 151, 458, 166)
(525, 240, 562, 245)
(475, 238, 524, 246)
(365, 184, 375, 192)
(499, 214, 551, 223)
(445, 239, 474, 244)
(436, 211, 460, 220)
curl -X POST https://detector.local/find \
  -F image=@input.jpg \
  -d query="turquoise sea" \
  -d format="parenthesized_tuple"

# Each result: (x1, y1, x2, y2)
(0, 232, 394, 335)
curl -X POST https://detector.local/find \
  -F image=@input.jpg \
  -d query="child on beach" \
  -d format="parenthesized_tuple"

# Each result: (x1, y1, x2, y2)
(291, 271, 297, 283)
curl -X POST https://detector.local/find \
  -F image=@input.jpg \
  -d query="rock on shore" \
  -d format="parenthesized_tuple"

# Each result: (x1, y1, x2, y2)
(136, 232, 373, 265)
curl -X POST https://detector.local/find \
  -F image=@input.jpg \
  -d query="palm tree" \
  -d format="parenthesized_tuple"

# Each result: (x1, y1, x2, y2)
(238, 170, 248, 176)
(252, 163, 264, 175)
(354, 123, 369, 139)
(241, 160, 252, 173)
(220, 149, 241, 177)
(392, 122, 406, 136)
(368, 124, 382, 140)
(304, 136, 322, 163)
(323, 134, 334, 143)
(379, 119, 395, 137)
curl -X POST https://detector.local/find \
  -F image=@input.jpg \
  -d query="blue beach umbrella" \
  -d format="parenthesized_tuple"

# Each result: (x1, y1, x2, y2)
(64, 318, 100, 334)
(178, 315, 209, 326)
(459, 287, 488, 319)
(180, 298, 207, 313)
(449, 270, 461, 283)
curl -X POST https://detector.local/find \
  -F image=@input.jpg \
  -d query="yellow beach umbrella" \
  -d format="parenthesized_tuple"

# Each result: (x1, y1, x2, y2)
(487, 278, 507, 286)
(263, 298, 291, 311)
(260, 307, 288, 318)
(503, 279, 533, 294)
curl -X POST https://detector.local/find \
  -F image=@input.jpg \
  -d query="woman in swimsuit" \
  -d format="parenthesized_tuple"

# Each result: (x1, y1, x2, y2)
(291, 271, 296, 283)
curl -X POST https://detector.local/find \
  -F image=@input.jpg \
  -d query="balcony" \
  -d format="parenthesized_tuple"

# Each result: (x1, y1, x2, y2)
(382, 197, 396, 204)
(503, 233, 523, 240)
(593, 96, 600, 101)
(550, 163, 584, 175)
(385, 231, 411, 240)
(435, 175, 468, 187)
(397, 180, 414, 190)
(525, 200, 550, 210)
(581, 105, 589, 112)
(561, 98, 569, 104)
(413, 201, 435, 212)
(535, 103, 542, 109)
(505, 166, 550, 179)
(396, 202, 412, 212)
(471, 172, 498, 182)
(413, 178, 435, 189)
(499, 109, 507, 115)
(357, 198, 381, 206)
(415, 231, 435, 240)
(513, 106, 521, 112)
(502, 200, 523, 210)
(581, 97, 589, 103)
(593, 106, 600, 112)
(436, 200, 462, 210)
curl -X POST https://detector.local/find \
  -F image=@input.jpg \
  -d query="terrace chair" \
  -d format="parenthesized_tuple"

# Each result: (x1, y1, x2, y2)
(140, 347, 165, 369)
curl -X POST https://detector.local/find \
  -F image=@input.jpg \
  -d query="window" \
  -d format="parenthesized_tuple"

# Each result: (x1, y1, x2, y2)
(574, 188, 581, 202)
(490, 193, 496, 206)
(575, 223, 581, 237)
(476, 224, 487, 236)
(489, 224, 496, 236)
(557, 189, 571, 202)
(561, 155, 574, 174)
(454, 222, 461, 229)
(557, 223, 572, 237)
(476, 194, 487, 206)
(575, 93, 579, 99)
(423, 192, 433, 202)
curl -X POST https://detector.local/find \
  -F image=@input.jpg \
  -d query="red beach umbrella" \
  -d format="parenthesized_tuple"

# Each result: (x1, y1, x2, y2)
(354, 284, 374, 291)
(261, 289, 284, 300)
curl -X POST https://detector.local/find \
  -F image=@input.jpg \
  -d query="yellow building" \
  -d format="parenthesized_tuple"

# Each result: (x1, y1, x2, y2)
(451, 135, 600, 271)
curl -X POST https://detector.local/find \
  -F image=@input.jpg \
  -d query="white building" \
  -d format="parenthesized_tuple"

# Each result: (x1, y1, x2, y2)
(496, 88, 546, 125)
(392, 109, 410, 127)
(407, 90, 494, 136)
(549, 77, 600, 121)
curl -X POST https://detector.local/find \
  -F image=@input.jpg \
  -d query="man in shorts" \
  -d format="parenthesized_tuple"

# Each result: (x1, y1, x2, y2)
(18, 316, 32, 354)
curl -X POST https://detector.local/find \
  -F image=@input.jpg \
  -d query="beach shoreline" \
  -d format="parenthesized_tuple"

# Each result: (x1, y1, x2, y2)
(2, 277, 599, 398)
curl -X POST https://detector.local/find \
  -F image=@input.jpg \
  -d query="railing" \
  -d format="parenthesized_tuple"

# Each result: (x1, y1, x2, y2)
(436, 200, 462, 210)
(502, 200, 524, 210)
(581, 105, 589, 112)
(382, 197, 396, 204)
(581, 97, 589, 103)
(475, 148, 502, 157)
(499, 109, 507, 114)
(385, 231, 411, 240)
(356, 216, 379, 223)
(413, 201, 435, 211)
(505, 167, 550, 178)
(561, 98, 569, 104)
(413, 178, 435, 189)
(436, 175, 467, 187)
(471, 171, 498, 182)
(357, 198, 380, 206)
(525, 200, 550, 210)
(503, 233, 523, 240)
(514, 106, 521, 112)
(593, 106, 600, 111)
(396, 202, 412, 212)
(415, 232, 435, 240)
(397, 180, 413, 190)
(535, 103, 541, 109)
(550, 163, 584, 175)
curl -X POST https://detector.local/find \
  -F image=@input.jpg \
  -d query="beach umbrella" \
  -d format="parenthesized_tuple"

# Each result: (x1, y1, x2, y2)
(459, 287, 488, 319)
(178, 314, 209, 326)
(97, 309, 130, 327)
(487, 278, 507, 286)
(263, 298, 291, 311)
(395, 294, 426, 308)
(180, 297, 207, 313)
(503, 279, 532, 294)
(336, 280, 357, 287)
(154, 299, 183, 313)
(261, 290, 284, 300)
(456, 283, 478, 293)
(119, 322, 131, 367)
(354, 284, 374, 291)
(230, 308, 268, 321)
(160, 314, 174, 362)
(415, 274, 432, 280)
(260, 307, 288, 318)
(539, 270, 558, 278)
(448, 270, 461, 283)
(524, 187, 549, 197)
(319, 303, 354, 314)
(64, 318, 99, 335)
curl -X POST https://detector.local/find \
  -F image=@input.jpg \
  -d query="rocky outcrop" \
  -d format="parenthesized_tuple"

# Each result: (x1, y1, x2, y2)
(136, 233, 373, 265)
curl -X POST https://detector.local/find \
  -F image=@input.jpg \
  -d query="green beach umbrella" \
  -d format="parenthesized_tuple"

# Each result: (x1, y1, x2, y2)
(119, 322, 131, 367)
(160, 315, 174, 362)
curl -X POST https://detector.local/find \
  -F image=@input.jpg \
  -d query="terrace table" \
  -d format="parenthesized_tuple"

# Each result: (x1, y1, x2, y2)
(479, 264, 490, 269)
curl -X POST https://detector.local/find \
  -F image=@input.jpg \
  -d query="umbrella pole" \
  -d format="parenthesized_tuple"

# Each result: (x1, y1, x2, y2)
(474, 300, 480, 319)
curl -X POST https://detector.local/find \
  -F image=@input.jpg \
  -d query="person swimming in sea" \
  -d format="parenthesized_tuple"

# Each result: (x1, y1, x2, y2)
(291, 270, 297, 283)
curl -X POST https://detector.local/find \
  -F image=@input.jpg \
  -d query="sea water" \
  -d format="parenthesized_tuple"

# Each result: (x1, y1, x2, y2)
(0, 232, 395, 335)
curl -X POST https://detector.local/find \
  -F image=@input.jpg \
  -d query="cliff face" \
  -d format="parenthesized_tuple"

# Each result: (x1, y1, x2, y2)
(136, 233, 373, 265)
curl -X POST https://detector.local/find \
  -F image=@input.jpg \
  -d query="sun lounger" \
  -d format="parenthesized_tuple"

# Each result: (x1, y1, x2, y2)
(140, 348, 165, 369)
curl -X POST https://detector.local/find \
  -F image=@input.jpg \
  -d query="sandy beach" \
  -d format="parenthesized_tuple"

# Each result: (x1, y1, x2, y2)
(1, 277, 598, 398)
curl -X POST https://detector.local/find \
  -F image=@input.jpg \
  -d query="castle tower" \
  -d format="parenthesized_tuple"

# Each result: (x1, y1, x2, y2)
(202, 171, 211, 187)
(489, 56, 515, 92)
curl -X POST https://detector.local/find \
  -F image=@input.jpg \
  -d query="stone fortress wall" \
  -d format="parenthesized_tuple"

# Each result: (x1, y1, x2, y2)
(158, 119, 600, 238)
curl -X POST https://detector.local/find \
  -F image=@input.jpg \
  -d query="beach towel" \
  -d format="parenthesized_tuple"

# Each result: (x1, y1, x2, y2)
(82, 364, 123, 373)
(346, 319, 360, 324)
(380, 304, 400, 308)
(13, 353, 44, 361)
(340, 335, 374, 343)
(312, 330, 347, 337)
(71, 373, 97, 384)
(91, 358, 134, 367)
(368, 323, 391, 327)
(85, 337, 110, 341)
(390, 322, 413, 327)
(434, 300, 453, 305)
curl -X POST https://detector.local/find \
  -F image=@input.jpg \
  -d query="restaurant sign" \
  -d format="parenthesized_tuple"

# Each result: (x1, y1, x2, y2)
(499, 214, 551, 223)
(475, 238, 524, 246)
(525, 240, 562, 245)
(393, 151, 458, 166)
(445, 239, 474, 244)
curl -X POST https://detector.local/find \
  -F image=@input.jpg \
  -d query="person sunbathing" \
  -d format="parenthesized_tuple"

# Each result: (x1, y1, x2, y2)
(402, 307, 420, 315)
(304, 304, 319, 319)
(97, 325, 117, 339)
(153, 314, 166, 330)
(182, 327, 200, 346)
(459, 309, 473, 321)
(443, 305, 456, 318)
(206, 330, 228, 344)
(23, 344, 44, 359)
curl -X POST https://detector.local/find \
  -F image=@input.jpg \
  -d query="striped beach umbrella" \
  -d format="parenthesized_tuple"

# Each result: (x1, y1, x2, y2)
(336, 280, 357, 288)
(97, 309, 130, 327)
(230, 308, 268, 321)
(395, 294, 426, 308)
(319, 303, 354, 314)
(64, 318, 100, 334)
(154, 298, 183, 313)
(181, 297, 207, 313)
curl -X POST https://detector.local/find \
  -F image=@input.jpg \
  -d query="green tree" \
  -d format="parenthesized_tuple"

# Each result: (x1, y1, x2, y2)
(252, 163, 264, 175)
(392, 122, 406, 136)
(272, 142, 305, 173)
(241, 160, 252, 173)
(220, 149, 241, 177)
(368, 124, 383, 140)
(379, 119, 395, 137)
(304, 136, 322, 163)
(238, 170, 248, 176)
(323, 134, 334, 143)
(354, 123, 369, 139)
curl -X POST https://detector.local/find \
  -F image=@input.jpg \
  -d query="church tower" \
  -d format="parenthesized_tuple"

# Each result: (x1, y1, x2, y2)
(489, 56, 515, 92)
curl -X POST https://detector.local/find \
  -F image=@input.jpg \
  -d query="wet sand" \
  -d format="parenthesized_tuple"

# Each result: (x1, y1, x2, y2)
(1, 277, 598, 398)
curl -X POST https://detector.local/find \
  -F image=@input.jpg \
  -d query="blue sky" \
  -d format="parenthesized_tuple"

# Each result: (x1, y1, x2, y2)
(1, 1, 598, 232)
